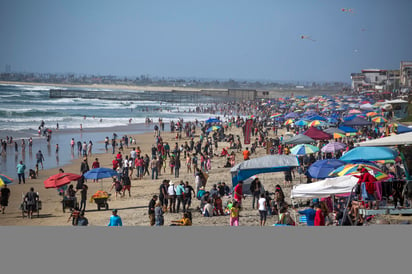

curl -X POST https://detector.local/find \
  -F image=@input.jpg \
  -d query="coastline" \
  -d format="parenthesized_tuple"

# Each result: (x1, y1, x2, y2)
(0, 123, 287, 227)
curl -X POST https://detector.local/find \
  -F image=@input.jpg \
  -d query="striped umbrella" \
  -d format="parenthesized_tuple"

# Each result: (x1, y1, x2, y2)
(328, 163, 389, 181)
(0, 174, 14, 187)
(290, 144, 319, 155)
(372, 116, 388, 123)
(366, 112, 379, 117)
(308, 120, 325, 127)
(284, 119, 295, 126)
(270, 113, 282, 118)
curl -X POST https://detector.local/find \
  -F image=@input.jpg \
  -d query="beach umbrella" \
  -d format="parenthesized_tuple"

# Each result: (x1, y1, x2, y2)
(284, 112, 299, 119)
(205, 118, 220, 123)
(333, 132, 345, 139)
(348, 109, 362, 114)
(308, 120, 325, 127)
(290, 144, 319, 155)
(84, 167, 118, 190)
(328, 163, 389, 181)
(0, 174, 14, 187)
(294, 119, 308, 127)
(83, 167, 118, 180)
(206, 125, 221, 133)
(270, 113, 282, 118)
(284, 119, 295, 126)
(340, 146, 398, 162)
(366, 112, 379, 117)
(372, 116, 388, 123)
(321, 142, 347, 153)
(307, 159, 347, 179)
(44, 173, 82, 189)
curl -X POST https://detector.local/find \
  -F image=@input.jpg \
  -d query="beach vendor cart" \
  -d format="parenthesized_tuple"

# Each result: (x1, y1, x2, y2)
(20, 192, 42, 218)
(91, 190, 111, 211)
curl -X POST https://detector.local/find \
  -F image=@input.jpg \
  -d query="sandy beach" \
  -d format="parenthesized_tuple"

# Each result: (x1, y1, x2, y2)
(0, 123, 296, 227)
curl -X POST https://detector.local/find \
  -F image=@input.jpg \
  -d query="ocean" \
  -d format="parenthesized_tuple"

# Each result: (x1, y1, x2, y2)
(0, 83, 218, 179)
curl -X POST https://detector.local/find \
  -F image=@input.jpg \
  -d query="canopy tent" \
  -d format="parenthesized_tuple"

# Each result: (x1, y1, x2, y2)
(282, 134, 315, 145)
(324, 127, 345, 135)
(230, 155, 300, 188)
(397, 125, 412, 134)
(290, 175, 358, 199)
(338, 126, 358, 133)
(340, 146, 399, 161)
(303, 127, 332, 140)
(236, 175, 266, 196)
(342, 117, 372, 127)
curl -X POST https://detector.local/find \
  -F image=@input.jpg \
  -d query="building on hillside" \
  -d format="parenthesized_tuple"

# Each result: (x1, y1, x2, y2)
(400, 61, 412, 87)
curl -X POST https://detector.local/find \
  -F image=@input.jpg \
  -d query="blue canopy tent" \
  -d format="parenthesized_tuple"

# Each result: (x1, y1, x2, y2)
(397, 125, 412, 134)
(338, 126, 358, 133)
(340, 147, 399, 162)
(230, 155, 300, 189)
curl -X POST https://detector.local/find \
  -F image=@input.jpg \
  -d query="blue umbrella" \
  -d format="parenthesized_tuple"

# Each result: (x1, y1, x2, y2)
(83, 168, 118, 180)
(307, 159, 347, 179)
(340, 147, 399, 162)
(205, 118, 220, 123)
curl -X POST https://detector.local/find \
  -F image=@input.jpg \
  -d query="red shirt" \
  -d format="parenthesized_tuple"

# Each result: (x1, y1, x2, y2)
(234, 184, 243, 201)
(92, 161, 100, 169)
(314, 209, 325, 226)
(112, 160, 118, 169)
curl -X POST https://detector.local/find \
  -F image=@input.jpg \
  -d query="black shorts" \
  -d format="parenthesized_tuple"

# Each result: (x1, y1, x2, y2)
(27, 204, 36, 211)
(259, 210, 267, 221)
(285, 174, 292, 181)
(1, 199, 8, 207)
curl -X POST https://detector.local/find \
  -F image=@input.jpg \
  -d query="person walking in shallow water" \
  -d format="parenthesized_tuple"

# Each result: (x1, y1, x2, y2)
(36, 150, 45, 169)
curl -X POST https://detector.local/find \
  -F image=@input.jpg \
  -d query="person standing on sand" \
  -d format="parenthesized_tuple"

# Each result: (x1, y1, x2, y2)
(258, 193, 267, 226)
(230, 201, 240, 226)
(148, 195, 158, 226)
(108, 209, 122, 226)
(233, 181, 245, 208)
(24, 187, 39, 219)
(154, 200, 164, 226)
(0, 184, 11, 214)
(150, 156, 158, 180)
(16, 160, 26, 184)
(36, 150, 45, 169)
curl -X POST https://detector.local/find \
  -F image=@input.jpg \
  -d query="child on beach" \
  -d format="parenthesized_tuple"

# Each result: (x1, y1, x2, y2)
(229, 201, 239, 226)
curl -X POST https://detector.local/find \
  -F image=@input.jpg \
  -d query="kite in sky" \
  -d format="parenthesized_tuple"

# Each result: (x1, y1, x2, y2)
(301, 35, 316, 42)
(341, 8, 354, 14)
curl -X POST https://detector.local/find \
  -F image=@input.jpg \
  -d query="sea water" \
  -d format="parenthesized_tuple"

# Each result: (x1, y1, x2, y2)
(0, 83, 217, 178)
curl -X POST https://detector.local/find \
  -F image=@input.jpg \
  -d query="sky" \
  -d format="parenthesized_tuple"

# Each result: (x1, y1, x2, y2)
(1, 0, 412, 82)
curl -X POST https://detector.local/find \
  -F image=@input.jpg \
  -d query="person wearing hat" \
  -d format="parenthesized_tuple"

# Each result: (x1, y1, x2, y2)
(167, 181, 176, 213)
(108, 209, 122, 226)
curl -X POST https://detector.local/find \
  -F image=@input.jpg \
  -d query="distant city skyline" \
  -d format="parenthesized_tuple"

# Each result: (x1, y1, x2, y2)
(1, 0, 411, 83)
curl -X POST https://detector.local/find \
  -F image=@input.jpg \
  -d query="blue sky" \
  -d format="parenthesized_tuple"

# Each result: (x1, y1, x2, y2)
(1, 0, 411, 82)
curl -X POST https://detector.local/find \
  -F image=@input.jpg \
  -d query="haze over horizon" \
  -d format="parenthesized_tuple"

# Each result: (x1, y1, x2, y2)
(1, 0, 411, 83)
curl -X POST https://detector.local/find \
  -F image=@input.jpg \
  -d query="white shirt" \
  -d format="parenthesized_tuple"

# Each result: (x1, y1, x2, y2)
(258, 197, 267, 211)
(168, 185, 176, 196)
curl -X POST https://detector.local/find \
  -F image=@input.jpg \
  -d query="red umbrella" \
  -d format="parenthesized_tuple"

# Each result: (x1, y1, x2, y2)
(44, 173, 82, 189)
